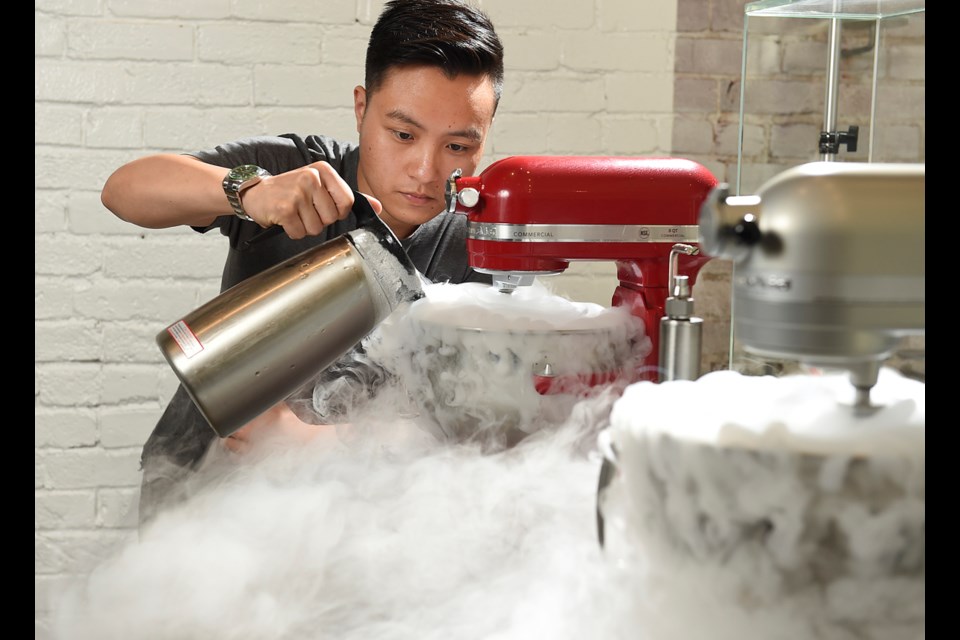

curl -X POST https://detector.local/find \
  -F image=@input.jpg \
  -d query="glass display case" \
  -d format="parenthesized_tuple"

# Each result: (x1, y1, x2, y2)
(727, 0, 925, 380)
(734, 0, 925, 195)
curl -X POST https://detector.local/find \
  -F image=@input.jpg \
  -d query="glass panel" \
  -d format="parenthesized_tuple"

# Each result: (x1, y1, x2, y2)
(735, 10, 924, 195)
(746, 0, 925, 20)
(728, 3, 925, 381)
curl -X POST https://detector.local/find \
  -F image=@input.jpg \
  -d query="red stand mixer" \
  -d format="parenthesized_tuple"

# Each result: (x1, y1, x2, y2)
(445, 155, 718, 383)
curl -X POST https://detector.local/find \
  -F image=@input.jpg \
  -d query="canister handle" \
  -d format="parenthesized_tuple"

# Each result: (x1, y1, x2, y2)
(242, 190, 382, 248)
(350, 190, 379, 226)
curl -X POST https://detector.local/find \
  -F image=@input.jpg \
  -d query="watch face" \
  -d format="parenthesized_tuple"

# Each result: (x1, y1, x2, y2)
(223, 165, 267, 221)
(229, 165, 262, 183)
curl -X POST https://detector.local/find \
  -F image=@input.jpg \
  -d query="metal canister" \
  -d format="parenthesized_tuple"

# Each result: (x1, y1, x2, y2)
(156, 193, 423, 437)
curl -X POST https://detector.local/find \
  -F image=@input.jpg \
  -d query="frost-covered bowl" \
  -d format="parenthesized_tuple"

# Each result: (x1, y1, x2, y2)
(598, 368, 924, 638)
(369, 281, 649, 448)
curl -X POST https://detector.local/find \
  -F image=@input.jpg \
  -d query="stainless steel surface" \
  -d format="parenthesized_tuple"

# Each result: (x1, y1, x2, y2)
(457, 187, 480, 208)
(157, 222, 423, 437)
(466, 222, 699, 243)
(476, 271, 541, 294)
(658, 312, 702, 382)
(658, 244, 703, 382)
(821, 16, 842, 162)
(699, 161, 925, 407)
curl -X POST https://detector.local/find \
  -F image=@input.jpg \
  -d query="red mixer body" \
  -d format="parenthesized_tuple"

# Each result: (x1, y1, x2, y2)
(449, 155, 717, 382)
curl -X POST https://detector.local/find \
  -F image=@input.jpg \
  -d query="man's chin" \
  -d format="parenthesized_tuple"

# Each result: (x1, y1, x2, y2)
(385, 202, 443, 225)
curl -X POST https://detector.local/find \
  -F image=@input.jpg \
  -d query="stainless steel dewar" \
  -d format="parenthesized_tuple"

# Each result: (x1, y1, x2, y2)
(698, 161, 925, 408)
(156, 192, 423, 438)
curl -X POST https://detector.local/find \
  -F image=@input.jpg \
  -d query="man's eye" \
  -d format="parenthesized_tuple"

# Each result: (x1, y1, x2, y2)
(393, 131, 413, 141)
(449, 143, 469, 152)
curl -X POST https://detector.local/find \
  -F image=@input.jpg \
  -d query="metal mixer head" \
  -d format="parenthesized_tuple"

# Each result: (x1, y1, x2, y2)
(698, 161, 925, 410)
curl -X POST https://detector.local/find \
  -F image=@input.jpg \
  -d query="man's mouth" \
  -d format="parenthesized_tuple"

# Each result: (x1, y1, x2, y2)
(400, 191, 436, 206)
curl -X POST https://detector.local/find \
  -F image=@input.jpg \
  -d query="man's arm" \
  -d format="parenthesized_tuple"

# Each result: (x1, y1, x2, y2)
(101, 153, 368, 239)
(101, 154, 231, 229)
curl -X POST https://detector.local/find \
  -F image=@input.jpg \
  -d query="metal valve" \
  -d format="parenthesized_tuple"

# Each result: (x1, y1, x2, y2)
(658, 243, 703, 382)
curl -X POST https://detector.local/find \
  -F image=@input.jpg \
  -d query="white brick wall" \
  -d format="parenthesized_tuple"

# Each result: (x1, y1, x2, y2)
(35, 1, 684, 635)
(33, 1, 928, 635)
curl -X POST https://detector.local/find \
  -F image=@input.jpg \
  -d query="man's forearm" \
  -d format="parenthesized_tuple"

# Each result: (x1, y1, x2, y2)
(101, 154, 232, 229)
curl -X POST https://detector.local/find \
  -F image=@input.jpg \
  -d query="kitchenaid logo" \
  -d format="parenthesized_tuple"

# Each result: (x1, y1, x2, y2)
(740, 273, 792, 291)
(468, 223, 558, 240)
(469, 223, 502, 239)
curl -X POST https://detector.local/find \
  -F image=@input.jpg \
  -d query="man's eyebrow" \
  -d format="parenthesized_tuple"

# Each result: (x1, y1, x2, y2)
(386, 109, 483, 142)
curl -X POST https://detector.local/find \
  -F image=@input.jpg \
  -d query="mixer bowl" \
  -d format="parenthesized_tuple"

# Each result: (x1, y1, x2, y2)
(369, 282, 650, 448)
(598, 368, 925, 637)
(407, 324, 640, 446)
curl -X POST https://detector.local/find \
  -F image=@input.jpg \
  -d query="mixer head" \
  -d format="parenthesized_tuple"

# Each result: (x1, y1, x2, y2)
(445, 156, 717, 293)
(698, 161, 925, 410)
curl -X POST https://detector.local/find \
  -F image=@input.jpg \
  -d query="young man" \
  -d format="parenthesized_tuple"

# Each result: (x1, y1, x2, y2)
(100, 0, 504, 527)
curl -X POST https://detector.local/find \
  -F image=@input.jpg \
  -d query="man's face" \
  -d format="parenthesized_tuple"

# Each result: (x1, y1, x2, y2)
(354, 66, 497, 239)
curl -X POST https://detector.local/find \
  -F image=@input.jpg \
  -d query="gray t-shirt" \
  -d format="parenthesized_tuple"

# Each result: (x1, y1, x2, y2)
(139, 133, 490, 526)
(190, 133, 488, 290)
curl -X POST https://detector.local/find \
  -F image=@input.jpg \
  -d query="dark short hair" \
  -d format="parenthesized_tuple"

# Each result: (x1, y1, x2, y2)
(365, 0, 504, 110)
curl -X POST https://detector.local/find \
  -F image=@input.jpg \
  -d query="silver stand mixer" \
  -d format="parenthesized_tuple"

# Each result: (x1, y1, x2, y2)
(597, 160, 925, 549)
(698, 160, 925, 411)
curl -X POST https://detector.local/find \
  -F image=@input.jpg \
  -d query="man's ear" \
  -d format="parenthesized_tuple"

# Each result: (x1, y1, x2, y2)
(353, 86, 367, 132)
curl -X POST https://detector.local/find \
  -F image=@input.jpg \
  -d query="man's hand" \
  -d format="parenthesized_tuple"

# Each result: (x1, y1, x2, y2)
(240, 161, 382, 240)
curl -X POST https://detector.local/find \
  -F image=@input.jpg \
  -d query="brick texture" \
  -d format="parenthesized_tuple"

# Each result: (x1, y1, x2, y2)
(34, 1, 925, 635)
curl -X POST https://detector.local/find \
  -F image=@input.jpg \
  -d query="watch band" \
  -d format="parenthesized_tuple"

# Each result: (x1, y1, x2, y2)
(223, 165, 271, 222)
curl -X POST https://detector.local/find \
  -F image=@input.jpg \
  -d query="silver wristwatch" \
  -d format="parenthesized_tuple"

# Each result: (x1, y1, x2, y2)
(222, 165, 271, 222)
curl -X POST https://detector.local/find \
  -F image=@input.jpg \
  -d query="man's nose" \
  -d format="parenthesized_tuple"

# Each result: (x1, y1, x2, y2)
(409, 146, 442, 183)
